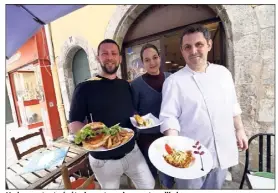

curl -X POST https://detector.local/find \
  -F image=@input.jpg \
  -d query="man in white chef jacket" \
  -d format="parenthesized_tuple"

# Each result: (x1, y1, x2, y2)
(159, 24, 248, 189)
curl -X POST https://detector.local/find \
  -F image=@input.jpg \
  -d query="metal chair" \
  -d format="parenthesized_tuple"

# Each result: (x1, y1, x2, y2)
(239, 133, 275, 189)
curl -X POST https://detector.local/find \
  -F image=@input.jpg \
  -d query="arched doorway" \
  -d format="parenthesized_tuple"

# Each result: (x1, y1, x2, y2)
(106, 5, 227, 81)
(72, 49, 91, 86)
(58, 36, 99, 119)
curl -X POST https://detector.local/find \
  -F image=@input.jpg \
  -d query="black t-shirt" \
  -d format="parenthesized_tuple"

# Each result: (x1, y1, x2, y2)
(69, 75, 136, 160)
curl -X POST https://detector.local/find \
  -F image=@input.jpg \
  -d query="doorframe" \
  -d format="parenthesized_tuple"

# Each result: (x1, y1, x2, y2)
(8, 72, 22, 126)
(5, 86, 14, 124)
(121, 17, 224, 80)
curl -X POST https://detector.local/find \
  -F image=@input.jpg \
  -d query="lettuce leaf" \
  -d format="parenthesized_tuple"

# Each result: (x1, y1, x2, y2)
(74, 125, 96, 145)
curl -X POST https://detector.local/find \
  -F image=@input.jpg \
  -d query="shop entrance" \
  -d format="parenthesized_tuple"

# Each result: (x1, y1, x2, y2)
(9, 64, 44, 129)
(121, 5, 226, 81)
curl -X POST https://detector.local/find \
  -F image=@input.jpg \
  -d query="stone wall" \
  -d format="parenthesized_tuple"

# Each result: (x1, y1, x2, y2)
(58, 36, 99, 119)
(225, 4, 275, 136)
(105, 5, 275, 182)
(224, 4, 275, 181)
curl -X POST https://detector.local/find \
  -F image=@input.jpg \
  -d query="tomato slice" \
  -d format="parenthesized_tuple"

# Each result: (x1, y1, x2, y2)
(165, 144, 173, 154)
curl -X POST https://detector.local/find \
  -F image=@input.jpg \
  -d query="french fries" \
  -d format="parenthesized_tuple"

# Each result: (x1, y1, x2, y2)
(121, 136, 131, 144)
(103, 130, 134, 150)
(110, 141, 122, 148)
(134, 115, 153, 127)
(107, 136, 112, 149)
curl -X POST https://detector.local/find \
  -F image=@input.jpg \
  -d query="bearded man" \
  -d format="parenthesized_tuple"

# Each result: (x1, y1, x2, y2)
(69, 39, 155, 189)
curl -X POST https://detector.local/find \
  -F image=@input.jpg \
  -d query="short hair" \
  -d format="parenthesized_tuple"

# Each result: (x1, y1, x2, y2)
(140, 43, 160, 61)
(180, 24, 211, 48)
(97, 39, 120, 55)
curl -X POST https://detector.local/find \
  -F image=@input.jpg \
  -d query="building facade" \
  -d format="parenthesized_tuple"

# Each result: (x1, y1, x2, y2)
(49, 5, 117, 119)
(6, 28, 63, 140)
(49, 5, 275, 180)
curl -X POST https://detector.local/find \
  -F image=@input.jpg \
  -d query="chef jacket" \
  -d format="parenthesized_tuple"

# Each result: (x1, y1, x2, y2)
(160, 63, 241, 169)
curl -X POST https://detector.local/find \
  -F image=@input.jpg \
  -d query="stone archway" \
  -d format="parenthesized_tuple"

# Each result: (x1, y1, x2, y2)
(104, 5, 235, 72)
(58, 36, 99, 119)
(104, 5, 275, 181)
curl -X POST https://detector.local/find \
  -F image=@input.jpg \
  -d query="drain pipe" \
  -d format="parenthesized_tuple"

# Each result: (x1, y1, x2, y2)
(44, 24, 68, 138)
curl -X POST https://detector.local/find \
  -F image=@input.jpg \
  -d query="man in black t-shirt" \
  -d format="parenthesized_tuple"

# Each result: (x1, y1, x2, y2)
(68, 39, 155, 189)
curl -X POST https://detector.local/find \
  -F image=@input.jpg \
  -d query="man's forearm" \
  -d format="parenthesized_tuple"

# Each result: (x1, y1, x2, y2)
(233, 115, 244, 131)
(69, 121, 86, 134)
(163, 129, 179, 136)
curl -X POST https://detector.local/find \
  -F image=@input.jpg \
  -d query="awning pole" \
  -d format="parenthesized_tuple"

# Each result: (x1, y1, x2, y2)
(44, 24, 68, 138)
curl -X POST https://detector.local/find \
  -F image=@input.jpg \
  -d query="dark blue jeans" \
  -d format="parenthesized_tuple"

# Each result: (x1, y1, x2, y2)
(137, 136, 175, 188)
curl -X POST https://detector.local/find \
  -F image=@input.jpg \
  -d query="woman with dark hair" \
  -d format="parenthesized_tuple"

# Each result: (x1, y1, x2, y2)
(130, 43, 175, 188)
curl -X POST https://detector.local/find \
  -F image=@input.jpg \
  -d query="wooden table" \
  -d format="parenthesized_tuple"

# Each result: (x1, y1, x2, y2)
(6, 138, 88, 189)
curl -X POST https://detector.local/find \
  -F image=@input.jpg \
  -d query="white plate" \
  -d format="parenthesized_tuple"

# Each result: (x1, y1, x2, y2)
(82, 128, 134, 152)
(130, 113, 163, 130)
(148, 136, 213, 180)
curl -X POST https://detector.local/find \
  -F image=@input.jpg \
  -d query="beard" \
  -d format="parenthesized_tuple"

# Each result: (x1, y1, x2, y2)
(100, 63, 120, 75)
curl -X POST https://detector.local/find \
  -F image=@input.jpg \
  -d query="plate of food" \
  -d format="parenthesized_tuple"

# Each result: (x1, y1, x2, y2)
(74, 122, 134, 152)
(148, 136, 213, 179)
(130, 113, 163, 130)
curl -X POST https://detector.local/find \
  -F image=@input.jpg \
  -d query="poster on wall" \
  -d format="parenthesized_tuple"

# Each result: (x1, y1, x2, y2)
(125, 40, 160, 81)
(128, 58, 145, 80)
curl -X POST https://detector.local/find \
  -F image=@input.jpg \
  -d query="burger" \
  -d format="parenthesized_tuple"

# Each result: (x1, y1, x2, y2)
(74, 122, 131, 150)
(83, 122, 111, 149)
(89, 122, 106, 131)
(83, 133, 110, 149)
(74, 122, 110, 149)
